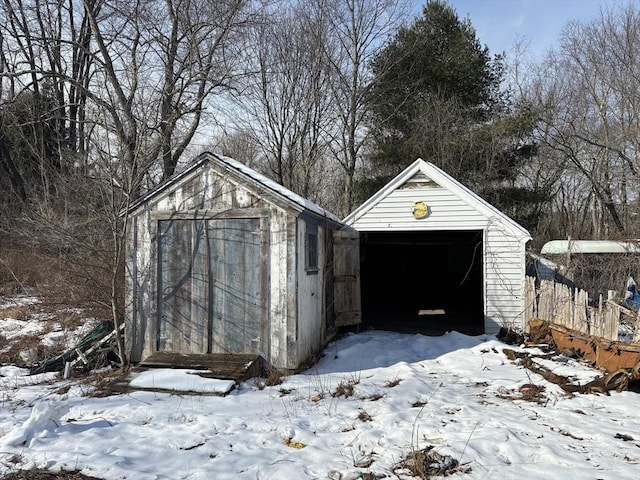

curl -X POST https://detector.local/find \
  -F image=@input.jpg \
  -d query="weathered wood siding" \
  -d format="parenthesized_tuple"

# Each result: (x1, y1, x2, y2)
(525, 276, 640, 343)
(125, 213, 152, 362)
(347, 174, 527, 334)
(294, 216, 330, 367)
(155, 217, 266, 355)
(268, 207, 295, 369)
(333, 230, 362, 327)
(126, 160, 306, 368)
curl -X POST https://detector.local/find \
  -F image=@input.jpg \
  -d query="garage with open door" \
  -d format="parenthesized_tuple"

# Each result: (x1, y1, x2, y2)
(360, 229, 484, 335)
(344, 159, 531, 336)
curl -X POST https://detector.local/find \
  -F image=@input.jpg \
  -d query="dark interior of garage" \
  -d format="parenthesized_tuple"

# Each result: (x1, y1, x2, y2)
(359, 230, 485, 335)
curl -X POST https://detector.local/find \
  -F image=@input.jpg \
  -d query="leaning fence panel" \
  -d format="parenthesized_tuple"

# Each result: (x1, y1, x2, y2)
(525, 277, 637, 343)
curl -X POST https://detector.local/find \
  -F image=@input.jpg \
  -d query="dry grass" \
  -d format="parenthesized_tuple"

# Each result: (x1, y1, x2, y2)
(0, 237, 113, 320)
(0, 297, 85, 367)
(0, 240, 114, 371)
(0, 246, 50, 295)
(332, 377, 359, 398)
(80, 368, 132, 398)
(394, 446, 472, 479)
(385, 377, 402, 388)
(0, 453, 94, 478)
(0, 305, 31, 321)
(0, 333, 46, 366)
(357, 409, 373, 422)
(264, 363, 284, 387)
(0, 470, 103, 480)
(0, 238, 89, 299)
(519, 383, 546, 403)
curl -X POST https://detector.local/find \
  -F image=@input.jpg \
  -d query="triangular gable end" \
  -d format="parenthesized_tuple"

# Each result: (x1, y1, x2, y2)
(124, 156, 209, 216)
(344, 158, 531, 241)
(126, 152, 341, 224)
(400, 171, 443, 189)
(213, 153, 341, 222)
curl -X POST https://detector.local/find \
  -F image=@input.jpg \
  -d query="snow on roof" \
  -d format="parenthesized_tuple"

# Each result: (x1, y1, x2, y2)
(212, 153, 341, 223)
(541, 240, 640, 254)
(126, 152, 341, 224)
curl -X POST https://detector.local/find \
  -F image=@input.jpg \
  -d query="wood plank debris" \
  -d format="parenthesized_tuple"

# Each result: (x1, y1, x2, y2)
(29, 321, 120, 376)
(140, 352, 263, 383)
(525, 277, 640, 344)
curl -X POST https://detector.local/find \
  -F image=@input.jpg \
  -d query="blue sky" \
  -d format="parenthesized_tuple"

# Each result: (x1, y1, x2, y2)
(411, 0, 637, 61)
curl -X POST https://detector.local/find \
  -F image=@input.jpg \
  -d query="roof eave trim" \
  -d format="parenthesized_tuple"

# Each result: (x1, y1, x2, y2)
(343, 158, 531, 241)
(122, 155, 209, 217)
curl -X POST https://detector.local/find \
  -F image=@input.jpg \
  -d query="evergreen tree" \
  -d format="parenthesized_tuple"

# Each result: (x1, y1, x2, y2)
(366, 0, 503, 173)
(361, 0, 549, 229)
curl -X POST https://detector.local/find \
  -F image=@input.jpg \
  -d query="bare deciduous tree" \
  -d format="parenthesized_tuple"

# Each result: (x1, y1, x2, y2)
(240, 1, 333, 201)
(234, 0, 406, 213)
(321, 0, 405, 215)
(530, 3, 640, 238)
(0, 0, 94, 204)
(0, 0, 260, 367)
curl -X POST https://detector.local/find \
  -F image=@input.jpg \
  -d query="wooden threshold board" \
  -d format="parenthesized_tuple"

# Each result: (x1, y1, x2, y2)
(139, 352, 263, 382)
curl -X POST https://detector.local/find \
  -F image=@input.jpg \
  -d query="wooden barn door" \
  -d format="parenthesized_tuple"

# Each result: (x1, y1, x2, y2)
(333, 230, 362, 327)
(157, 219, 208, 353)
(207, 218, 263, 354)
(157, 218, 264, 354)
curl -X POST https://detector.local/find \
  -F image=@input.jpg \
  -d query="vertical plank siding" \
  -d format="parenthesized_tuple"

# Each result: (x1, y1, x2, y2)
(126, 156, 339, 370)
(332, 230, 362, 327)
(267, 207, 291, 369)
(524, 277, 639, 342)
(191, 220, 208, 353)
(157, 219, 194, 352)
(206, 218, 263, 355)
(125, 212, 154, 362)
(295, 218, 332, 366)
(127, 162, 276, 362)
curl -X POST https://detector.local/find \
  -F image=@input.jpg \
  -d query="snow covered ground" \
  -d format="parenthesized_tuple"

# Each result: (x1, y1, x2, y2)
(1, 297, 639, 479)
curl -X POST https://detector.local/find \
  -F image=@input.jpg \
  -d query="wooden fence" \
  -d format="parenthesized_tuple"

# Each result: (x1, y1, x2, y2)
(524, 276, 640, 343)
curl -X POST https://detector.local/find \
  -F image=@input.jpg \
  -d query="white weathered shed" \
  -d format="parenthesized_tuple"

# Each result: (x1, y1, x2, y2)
(124, 152, 359, 371)
(343, 159, 531, 335)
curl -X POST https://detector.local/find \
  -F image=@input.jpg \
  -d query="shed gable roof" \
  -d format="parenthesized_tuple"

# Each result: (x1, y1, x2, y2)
(344, 158, 531, 240)
(127, 151, 341, 223)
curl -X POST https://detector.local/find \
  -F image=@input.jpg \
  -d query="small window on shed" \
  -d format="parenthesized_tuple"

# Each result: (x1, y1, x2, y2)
(306, 224, 319, 273)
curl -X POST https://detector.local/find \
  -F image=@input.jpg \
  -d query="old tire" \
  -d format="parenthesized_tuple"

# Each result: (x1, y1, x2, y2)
(604, 369, 629, 391)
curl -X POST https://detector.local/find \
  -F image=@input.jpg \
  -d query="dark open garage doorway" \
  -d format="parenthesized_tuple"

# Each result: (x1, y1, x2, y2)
(360, 230, 484, 335)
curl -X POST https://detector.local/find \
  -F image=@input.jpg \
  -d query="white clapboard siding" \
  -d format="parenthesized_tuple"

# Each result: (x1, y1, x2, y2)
(345, 159, 531, 334)
(353, 187, 490, 231)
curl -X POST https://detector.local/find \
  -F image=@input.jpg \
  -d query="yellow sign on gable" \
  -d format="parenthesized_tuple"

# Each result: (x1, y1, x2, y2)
(411, 201, 429, 219)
